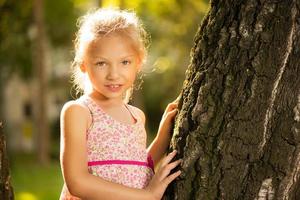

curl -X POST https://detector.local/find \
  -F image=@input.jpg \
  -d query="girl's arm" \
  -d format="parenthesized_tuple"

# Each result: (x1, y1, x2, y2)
(60, 101, 180, 200)
(147, 101, 178, 165)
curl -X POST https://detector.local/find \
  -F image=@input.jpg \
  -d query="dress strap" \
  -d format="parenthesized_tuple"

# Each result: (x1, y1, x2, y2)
(78, 95, 101, 115)
(74, 96, 96, 132)
(75, 96, 92, 113)
(124, 104, 141, 124)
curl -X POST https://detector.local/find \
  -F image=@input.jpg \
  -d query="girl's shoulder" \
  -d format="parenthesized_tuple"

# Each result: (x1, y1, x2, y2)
(127, 104, 146, 124)
(60, 100, 91, 121)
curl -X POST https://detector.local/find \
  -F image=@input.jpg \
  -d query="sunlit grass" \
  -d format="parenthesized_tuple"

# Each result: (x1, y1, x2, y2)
(10, 153, 63, 200)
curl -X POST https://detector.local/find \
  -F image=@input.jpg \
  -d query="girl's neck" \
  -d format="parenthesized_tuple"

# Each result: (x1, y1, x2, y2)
(87, 92, 124, 107)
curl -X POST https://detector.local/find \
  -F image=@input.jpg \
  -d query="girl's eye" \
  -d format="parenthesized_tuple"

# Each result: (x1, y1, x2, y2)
(95, 61, 106, 67)
(122, 60, 131, 65)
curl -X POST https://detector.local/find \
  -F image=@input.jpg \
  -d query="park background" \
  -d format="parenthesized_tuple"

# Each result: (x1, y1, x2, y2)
(0, 0, 209, 199)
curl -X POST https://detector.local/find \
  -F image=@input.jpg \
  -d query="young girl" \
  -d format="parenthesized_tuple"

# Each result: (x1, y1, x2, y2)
(59, 8, 181, 200)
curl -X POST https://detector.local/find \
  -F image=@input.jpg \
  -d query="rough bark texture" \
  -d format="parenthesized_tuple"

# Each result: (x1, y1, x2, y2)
(0, 122, 14, 199)
(165, 0, 300, 199)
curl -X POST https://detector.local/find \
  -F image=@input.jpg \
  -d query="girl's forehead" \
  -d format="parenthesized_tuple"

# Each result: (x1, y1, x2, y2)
(86, 34, 138, 57)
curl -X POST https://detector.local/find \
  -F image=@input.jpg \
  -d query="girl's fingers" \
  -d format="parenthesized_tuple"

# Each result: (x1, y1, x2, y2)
(162, 102, 178, 119)
(161, 150, 177, 166)
(165, 96, 180, 112)
(165, 102, 178, 112)
(163, 107, 178, 120)
(160, 159, 182, 180)
(162, 170, 181, 186)
(168, 159, 182, 170)
(166, 109, 178, 119)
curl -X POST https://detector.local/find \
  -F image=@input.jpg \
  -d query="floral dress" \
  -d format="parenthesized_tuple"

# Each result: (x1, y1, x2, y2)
(60, 95, 154, 200)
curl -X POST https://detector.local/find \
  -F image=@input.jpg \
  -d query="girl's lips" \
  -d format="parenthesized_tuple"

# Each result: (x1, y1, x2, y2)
(105, 84, 122, 92)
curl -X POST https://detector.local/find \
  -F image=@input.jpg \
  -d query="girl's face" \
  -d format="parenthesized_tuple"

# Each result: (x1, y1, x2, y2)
(82, 33, 141, 102)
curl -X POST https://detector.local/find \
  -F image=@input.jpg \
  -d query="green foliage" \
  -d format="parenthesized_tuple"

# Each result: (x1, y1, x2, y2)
(44, 0, 78, 46)
(0, 0, 33, 79)
(0, 0, 79, 79)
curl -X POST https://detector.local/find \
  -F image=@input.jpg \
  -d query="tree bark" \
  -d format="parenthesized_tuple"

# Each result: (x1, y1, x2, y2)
(0, 122, 14, 199)
(166, 0, 300, 199)
(33, 0, 50, 165)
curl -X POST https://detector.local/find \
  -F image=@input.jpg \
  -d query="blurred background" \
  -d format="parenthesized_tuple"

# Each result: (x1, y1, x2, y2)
(0, 0, 208, 199)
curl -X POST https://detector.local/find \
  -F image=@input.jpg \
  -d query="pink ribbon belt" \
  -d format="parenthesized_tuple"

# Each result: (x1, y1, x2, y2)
(88, 155, 155, 172)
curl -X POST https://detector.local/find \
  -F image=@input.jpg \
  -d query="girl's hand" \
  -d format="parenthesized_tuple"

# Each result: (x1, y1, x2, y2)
(145, 150, 182, 200)
(158, 99, 179, 137)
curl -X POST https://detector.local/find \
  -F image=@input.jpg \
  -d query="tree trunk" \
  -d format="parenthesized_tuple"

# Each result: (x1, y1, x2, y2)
(33, 0, 50, 165)
(166, 0, 300, 199)
(0, 122, 14, 199)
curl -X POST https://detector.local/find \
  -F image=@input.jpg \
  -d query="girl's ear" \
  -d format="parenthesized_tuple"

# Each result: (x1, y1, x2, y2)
(80, 62, 86, 73)
(137, 63, 142, 72)
(136, 58, 142, 71)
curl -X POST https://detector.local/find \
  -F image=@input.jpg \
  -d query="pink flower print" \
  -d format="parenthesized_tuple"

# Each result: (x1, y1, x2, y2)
(82, 96, 153, 188)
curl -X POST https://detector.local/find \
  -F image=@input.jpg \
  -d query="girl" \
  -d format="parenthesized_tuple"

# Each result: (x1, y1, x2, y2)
(60, 8, 181, 200)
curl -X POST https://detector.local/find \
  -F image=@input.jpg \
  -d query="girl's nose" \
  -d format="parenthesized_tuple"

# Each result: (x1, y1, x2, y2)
(106, 65, 119, 80)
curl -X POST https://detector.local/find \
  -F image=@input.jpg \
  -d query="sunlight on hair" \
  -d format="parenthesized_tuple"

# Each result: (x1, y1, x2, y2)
(16, 192, 38, 200)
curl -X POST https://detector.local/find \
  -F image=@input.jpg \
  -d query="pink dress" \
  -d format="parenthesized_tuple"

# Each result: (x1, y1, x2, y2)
(60, 95, 154, 200)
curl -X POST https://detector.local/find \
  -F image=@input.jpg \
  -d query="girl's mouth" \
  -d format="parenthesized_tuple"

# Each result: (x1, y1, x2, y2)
(105, 84, 122, 92)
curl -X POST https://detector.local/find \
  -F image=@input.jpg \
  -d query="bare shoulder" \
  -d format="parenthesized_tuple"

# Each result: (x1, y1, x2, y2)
(60, 100, 91, 127)
(61, 100, 89, 117)
(129, 105, 146, 124)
